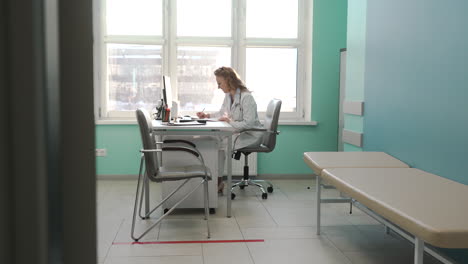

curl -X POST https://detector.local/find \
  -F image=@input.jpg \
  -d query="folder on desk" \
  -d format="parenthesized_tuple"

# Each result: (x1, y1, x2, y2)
(165, 121, 206, 126)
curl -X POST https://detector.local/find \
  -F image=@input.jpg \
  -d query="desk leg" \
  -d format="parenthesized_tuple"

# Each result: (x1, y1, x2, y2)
(316, 175, 321, 235)
(226, 135, 232, 218)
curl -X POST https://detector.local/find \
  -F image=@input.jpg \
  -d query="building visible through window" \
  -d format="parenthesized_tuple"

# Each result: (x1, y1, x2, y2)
(95, 0, 312, 121)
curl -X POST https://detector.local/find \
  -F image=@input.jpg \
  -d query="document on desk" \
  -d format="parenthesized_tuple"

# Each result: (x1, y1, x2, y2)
(197, 119, 217, 122)
(165, 121, 206, 126)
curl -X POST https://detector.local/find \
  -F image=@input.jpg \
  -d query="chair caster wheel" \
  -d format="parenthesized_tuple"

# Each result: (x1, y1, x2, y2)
(209, 208, 216, 214)
(267, 186, 273, 193)
(164, 208, 169, 214)
(231, 193, 236, 200)
(261, 193, 268, 199)
(239, 185, 245, 190)
(134, 239, 139, 242)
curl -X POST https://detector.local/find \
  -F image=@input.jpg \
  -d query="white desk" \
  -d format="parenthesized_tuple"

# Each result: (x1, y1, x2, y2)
(151, 120, 235, 217)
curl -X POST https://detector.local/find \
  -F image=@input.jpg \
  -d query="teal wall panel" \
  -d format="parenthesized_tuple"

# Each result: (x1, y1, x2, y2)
(360, 1, 468, 261)
(343, 0, 366, 140)
(344, 114, 363, 133)
(364, 0, 468, 185)
(344, 0, 366, 101)
(344, 144, 362, 152)
(95, 0, 348, 176)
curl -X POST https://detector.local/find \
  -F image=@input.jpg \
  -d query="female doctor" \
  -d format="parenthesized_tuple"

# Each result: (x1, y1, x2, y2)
(197, 66, 263, 192)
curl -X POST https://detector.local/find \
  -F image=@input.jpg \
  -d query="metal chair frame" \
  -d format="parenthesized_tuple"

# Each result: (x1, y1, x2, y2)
(131, 108, 211, 241)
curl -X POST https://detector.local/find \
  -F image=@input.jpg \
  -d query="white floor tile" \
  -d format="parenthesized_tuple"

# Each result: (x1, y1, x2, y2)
(96, 179, 445, 264)
(345, 214, 381, 225)
(231, 200, 277, 228)
(241, 226, 318, 240)
(323, 227, 382, 252)
(247, 238, 351, 264)
(344, 250, 442, 264)
(104, 255, 203, 264)
(203, 243, 254, 264)
(267, 206, 353, 227)
(97, 256, 106, 264)
(107, 243, 202, 257)
(158, 218, 243, 241)
(114, 218, 161, 242)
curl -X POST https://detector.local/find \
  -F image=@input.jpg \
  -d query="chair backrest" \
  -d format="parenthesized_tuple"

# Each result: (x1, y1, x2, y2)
(136, 108, 159, 180)
(261, 99, 282, 151)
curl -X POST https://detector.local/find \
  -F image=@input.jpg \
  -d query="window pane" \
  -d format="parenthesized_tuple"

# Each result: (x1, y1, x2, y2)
(107, 44, 162, 112)
(246, 0, 298, 38)
(177, 0, 231, 37)
(106, 0, 162, 36)
(177, 46, 231, 112)
(246, 48, 297, 112)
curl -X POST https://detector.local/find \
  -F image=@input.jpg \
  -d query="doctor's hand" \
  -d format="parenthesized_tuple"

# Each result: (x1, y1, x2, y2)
(218, 116, 231, 123)
(196, 112, 209, 118)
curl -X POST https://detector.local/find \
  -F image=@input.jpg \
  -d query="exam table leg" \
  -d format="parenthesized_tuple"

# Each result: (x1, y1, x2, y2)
(316, 175, 321, 235)
(415, 237, 424, 264)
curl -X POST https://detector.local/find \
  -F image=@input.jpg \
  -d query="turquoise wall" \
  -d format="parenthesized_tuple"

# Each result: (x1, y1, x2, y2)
(347, 0, 468, 261)
(96, 125, 141, 175)
(96, 0, 348, 176)
(364, 0, 468, 184)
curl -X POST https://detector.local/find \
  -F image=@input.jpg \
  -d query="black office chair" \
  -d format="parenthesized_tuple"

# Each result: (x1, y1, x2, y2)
(230, 99, 282, 200)
(131, 108, 211, 241)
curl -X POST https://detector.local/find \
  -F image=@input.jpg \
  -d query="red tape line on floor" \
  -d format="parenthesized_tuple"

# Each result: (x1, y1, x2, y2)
(113, 239, 264, 245)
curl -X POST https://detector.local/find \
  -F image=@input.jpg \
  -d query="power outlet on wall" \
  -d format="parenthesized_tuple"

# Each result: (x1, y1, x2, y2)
(96, 148, 107, 157)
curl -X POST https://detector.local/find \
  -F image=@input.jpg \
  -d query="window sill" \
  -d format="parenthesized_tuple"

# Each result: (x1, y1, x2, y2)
(96, 119, 138, 125)
(96, 119, 318, 126)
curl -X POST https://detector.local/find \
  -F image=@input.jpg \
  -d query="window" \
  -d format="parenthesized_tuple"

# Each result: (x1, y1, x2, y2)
(95, 0, 312, 122)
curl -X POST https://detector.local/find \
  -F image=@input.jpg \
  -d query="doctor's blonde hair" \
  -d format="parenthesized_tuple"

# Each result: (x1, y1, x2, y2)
(214, 66, 249, 92)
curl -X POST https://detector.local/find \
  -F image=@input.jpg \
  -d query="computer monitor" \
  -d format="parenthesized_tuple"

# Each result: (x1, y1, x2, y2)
(162, 75, 173, 109)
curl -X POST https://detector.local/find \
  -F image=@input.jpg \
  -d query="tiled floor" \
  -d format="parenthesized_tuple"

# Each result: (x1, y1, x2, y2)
(97, 178, 443, 264)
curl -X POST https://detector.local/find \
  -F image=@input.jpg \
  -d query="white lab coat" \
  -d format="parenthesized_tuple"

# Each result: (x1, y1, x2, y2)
(211, 89, 264, 150)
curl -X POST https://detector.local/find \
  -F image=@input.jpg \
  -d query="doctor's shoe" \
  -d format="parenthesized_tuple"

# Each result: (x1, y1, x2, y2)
(232, 151, 241, 160)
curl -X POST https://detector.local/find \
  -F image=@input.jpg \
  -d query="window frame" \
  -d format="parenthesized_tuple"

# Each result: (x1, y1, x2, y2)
(94, 0, 313, 124)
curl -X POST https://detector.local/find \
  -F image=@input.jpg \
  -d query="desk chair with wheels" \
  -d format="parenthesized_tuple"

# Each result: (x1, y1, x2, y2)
(131, 108, 212, 241)
(231, 99, 282, 200)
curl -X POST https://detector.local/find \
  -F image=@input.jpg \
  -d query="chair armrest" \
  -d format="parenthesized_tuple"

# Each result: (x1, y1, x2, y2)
(239, 128, 280, 135)
(140, 146, 208, 173)
(140, 149, 162, 153)
(140, 146, 200, 158)
(240, 128, 267, 132)
(233, 129, 266, 148)
(232, 128, 280, 151)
